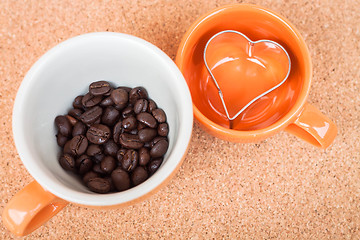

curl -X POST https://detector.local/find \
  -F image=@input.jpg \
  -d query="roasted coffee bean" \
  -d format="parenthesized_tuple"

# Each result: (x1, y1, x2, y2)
(83, 171, 99, 184)
(80, 106, 103, 125)
(87, 177, 111, 193)
(89, 81, 111, 96)
(100, 97, 114, 107)
(66, 115, 78, 126)
(131, 167, 148, 186)
(86, 144, 102, 156)
(56, 133, 68, 147)
(73, 95, 84, 109)
(147, 99, 157, 112)
(113, 121, 122, 144)
(76, 155, 93, 175)
(150, 138, 169, 158)
(105, 176, 116, 192)
(116, 148, 127, 162)
(122, 106, 134, 119)
(111, 168, 131, 191)
(138, 128, 157, 142)
(63, 141, 72, 155)
(152, 108, 166, 123)
(82, 92, 102, 108)
(68, 108, 83, 120)
(148, 158, 163, 175)
(59, 154, 76, 172)
(122, 116, 137, 130)
(150, 136, 166, 148)
(136, 112, 157, 128)
(55, 115, 72, 137)
(72, 122, 87, 136)
(138, 147, 150, 166)
(137, 122, 147, 131)
(157, 123, 169, 136)
(100, 156, 116, 174)
(111, 88, 128, 108)
(129, 87, 148, 104)
(134, 99, 148, 114)
(129, 129, 138, 135)
(119, 133, 144, 149)
(93, 153, 105, 163)
(93, 164, 106, 175)
(86, 124, 111, 144)
(69, 135, 88, 156)
(121, 149, 138, 172)
(103, 140, 119, 157)
(101, 106, 120, 126)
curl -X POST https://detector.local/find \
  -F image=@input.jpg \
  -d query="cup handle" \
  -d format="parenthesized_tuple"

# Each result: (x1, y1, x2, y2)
(285, 102, 337, 149)
(2, 180, 68, 236)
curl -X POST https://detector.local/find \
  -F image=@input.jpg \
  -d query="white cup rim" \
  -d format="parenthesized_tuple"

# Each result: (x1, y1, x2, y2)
(12, 32, 193, 206)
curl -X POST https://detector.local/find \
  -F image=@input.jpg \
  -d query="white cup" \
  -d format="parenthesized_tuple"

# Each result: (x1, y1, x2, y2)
(3, 32, 193, 236)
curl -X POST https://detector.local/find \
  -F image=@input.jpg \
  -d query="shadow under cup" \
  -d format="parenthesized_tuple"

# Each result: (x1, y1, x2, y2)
(13, 33, 189, 206)
(180, 7, 309, 131)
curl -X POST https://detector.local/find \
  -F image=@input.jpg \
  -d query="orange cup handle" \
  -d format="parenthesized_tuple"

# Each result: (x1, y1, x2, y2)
(2, 180, 68, 236)
(285, 102, 337, 149)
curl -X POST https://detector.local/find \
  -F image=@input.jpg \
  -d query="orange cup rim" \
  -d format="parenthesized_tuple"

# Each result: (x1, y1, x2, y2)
(176, 3, 312, 139)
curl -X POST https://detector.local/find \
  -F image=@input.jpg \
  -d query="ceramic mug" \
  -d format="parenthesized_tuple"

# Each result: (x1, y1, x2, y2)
(176, 4, 337, 148)
(3, 32, 193, 236)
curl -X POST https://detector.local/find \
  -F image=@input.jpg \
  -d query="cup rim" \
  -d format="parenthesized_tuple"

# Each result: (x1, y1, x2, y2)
(12, 32, 193, 206)
(175, 3, 312, 140)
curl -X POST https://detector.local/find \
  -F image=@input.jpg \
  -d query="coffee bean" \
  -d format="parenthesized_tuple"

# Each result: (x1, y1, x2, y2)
(56, 133, 68, 147)
(152, 108, 166, 123)
(111, 168, 131, 191)
(138, 128, 157, 142)
(150, 136, 167, 148)
(122, 106, 134, 119)
(116, 148, 127, 162)
(138, 147, 150, 166)
(86, 124, 111, 144)
(100, 156, 116, 174)
(66, 115, 78, 126)
(129, 87, 148, 104)
(59, 154, 76, 172)
(119, 133, 144, 149)
(55, 115, 72, 137)
(72, 122, 87, 136)
(121, 149, 138, 172)
(150, 138, 168, 158)
(68, 108, 83, 120)
(87, 177, 111, 193)
(82, 92, 102, 108)
(147, 99, 157, 112)
(76, 155, 93, 175)
(86, 144, 102, 156)
(103, 140, 119, 157)
(69, 135, 88, 156)
(80, 106, 103, 125)
(136, 112, 157, 128)
(89, 81, 111, 96)
(129, 129, 138, 135)
(131, 167, 148, 186)
(134, 99, 148, 114)
(93, 164, 106, 175)
(73, 95, 84, 109)
(137, 122, 147, 131)
(122, 116, 137, 130)
(148, 158, 163, 175)
(101, 106, 120, 126)
(93, 153, 105, 163)
(113, 121, 122, 144)
(157, 123, 169, 137)
(111, 88, 128, 108)
(100, 97, 114, 107)
(104, 176, 116, 192)
(83, 171, 99, 184)
(63, 141, 72, 155)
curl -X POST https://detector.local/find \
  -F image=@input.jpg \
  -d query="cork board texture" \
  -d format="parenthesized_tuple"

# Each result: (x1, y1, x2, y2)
(1, 0, 359, 239)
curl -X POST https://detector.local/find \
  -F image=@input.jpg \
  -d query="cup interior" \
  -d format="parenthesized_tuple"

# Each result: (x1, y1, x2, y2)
(12, 33, 193, 206)
(177, 5, 311, 131)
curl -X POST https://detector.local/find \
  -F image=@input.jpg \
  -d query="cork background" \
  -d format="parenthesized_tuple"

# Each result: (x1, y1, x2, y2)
(1, 0, 359, 239)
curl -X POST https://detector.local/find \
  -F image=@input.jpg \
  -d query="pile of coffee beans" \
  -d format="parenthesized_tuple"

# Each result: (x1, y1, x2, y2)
(55, 81, 169, 193)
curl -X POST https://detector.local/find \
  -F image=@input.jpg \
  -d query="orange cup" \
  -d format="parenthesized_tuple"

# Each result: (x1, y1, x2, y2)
(176, 4, 337, 148)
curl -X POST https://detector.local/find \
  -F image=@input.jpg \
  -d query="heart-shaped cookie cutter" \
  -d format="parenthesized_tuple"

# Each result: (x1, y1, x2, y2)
(203, 30, 291, 122)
